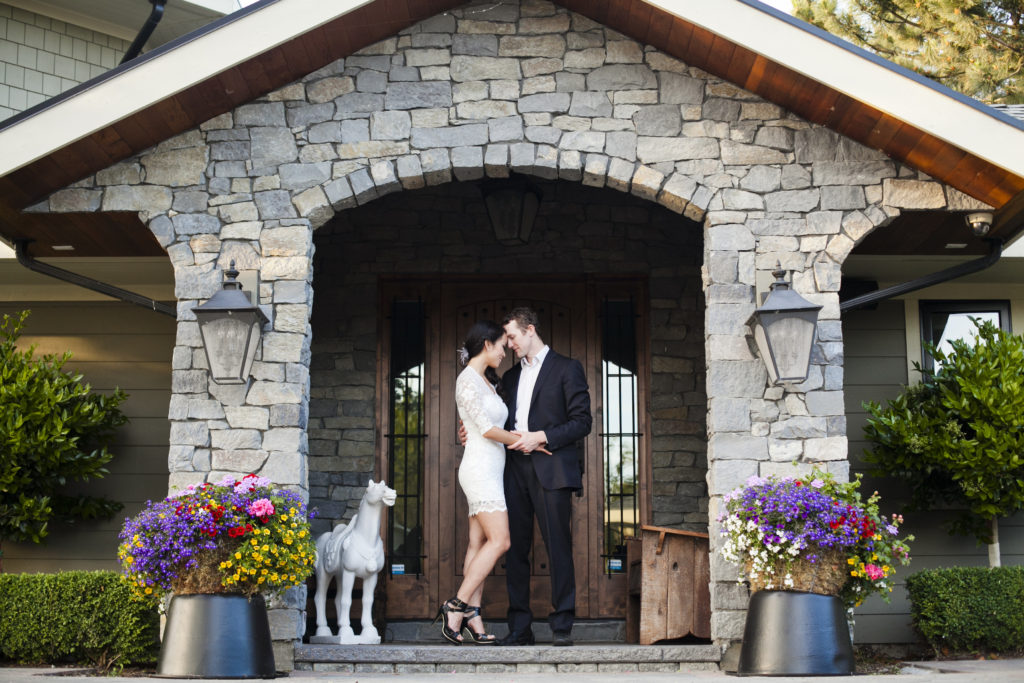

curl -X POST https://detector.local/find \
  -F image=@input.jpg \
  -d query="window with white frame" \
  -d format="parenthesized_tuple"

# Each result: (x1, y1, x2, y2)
(919, 300, 1011, 371)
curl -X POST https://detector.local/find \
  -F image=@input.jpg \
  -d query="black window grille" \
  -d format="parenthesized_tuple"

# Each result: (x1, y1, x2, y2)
(386, 300, 425, 576)
(601, 298, 639, 574)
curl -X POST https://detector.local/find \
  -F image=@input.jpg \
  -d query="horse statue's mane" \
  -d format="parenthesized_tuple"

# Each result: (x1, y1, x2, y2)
(312, 479, 397, 645)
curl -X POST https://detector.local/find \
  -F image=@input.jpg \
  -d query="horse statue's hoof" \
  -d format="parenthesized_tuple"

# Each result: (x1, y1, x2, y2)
(314, 626, 334, 638)
(338, 625, 359, 644)
(357, 626, 381, 645)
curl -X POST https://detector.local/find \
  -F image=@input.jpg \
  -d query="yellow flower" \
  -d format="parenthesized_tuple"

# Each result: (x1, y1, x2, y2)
(847, 558, 855, 565)
(235, 552, 242, 560)
(125, 556, 134, 565)
(144, 587, 153, 595)
(871, 554, 878, 561)
(261, 544, 269, 552)
(850, 571, 859, 577)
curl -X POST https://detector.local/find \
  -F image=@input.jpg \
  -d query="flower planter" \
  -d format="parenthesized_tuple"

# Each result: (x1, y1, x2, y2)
(156, 593, 276, 679)
(737, 590, 854, 676)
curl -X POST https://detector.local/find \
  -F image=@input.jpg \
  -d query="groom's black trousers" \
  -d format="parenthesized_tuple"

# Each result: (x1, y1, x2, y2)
(503, 449, 575, 634)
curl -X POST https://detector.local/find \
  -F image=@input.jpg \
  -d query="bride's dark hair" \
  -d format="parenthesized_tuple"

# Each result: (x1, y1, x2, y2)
(463, 319, 505, 394)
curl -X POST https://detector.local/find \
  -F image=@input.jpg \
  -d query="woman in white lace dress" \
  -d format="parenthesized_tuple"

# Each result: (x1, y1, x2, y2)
(436, 320, 546, 645)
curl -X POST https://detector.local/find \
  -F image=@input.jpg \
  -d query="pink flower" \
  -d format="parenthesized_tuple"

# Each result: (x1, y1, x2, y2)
(864, 564, 885, 581)
(235, 476, 271, 494)
(247, 498, 275, 518)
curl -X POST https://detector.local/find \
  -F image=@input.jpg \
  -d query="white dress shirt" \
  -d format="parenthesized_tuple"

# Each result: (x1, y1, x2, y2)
(514, 344, 549, 433)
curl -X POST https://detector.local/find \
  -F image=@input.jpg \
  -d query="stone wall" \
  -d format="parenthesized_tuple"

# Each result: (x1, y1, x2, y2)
(24, 0, 989, 655)
(306, 178, 705, 535)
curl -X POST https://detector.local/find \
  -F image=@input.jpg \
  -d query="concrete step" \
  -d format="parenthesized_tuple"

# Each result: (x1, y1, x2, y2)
(294, 642, 721, 675)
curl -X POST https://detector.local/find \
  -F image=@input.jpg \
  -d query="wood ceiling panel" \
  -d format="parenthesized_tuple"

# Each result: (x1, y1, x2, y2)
(863, 112, 904, 153)
(624, 1, 655, 41)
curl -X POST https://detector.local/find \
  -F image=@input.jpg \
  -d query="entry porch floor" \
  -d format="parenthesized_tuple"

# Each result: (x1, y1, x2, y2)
(297, 621, 719, 675)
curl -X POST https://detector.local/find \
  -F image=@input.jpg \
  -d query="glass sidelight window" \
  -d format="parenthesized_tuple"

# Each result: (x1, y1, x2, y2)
(386, 300, 425, 576)
(601, 298, 639, 574)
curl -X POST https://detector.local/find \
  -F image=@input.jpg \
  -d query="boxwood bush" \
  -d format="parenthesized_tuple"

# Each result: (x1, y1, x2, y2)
(0, 571, 159, 667)
(906, 566, 1024, 654)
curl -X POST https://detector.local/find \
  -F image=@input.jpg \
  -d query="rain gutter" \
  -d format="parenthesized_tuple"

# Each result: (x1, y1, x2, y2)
(14, 241, 176, 318)
(840, 238, 1003, 313)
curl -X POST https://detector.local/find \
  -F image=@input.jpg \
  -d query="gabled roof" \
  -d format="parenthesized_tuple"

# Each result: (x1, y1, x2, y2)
(2, 0, 1023, 258)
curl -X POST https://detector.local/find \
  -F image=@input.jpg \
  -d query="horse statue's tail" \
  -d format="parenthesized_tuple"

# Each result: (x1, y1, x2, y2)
(320, 514, 358, 575)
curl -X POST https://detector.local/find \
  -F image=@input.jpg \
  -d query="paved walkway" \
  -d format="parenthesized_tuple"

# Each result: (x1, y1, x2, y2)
(3, 659, 1024, 682)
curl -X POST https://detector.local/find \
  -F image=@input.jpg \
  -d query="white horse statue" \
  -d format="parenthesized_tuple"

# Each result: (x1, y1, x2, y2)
(313, 479, 397, 644)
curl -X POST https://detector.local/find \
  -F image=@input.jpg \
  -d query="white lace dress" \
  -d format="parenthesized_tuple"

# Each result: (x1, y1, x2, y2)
(455, 366, 508, 516)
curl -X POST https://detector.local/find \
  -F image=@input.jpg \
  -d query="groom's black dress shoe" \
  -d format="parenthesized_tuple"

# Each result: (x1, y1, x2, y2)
(497, 630, 535, 646)
(552, 631, 574, 647)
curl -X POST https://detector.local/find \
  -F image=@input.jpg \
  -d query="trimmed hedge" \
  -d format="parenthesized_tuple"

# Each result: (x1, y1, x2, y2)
(906, 566, 1024, 654)
(0, 571, 159, 667)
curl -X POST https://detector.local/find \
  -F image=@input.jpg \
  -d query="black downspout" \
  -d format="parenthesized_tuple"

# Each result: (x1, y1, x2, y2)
(120, 0, 167, 64)
(14, 241, 176, 318)
(840, 238, 1003, 313)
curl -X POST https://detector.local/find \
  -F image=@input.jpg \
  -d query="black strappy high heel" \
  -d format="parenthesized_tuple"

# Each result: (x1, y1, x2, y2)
(461, 605, 498, 644)
(433, 596, 468, 645)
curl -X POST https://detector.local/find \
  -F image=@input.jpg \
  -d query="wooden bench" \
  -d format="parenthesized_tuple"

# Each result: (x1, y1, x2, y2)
(626, 524, 711, 644)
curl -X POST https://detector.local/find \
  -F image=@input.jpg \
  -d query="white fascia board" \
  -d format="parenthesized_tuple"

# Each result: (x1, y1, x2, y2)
(0, 0, 372, 178)
(655, 0, 1024, 179)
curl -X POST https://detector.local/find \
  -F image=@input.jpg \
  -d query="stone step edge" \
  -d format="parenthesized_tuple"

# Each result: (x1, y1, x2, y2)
(295, 661, 723, 674)
(295, 643, 721, 665)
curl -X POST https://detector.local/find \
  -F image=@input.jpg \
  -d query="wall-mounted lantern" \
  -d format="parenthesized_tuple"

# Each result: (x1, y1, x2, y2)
(481, 178, 540, 245)
(193, 261, 268, 385)
(749, 267, 822, 384)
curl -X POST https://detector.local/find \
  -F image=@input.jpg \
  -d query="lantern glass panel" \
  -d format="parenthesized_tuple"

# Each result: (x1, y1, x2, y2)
(199, 312, 256, 383)
(760, 311, 816, 382)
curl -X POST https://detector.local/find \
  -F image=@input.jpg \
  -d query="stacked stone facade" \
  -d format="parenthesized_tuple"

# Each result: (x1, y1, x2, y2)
(25, 0, 989, 665)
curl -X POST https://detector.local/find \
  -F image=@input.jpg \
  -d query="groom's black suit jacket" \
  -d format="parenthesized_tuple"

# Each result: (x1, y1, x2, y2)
(500, 349, 592, 490)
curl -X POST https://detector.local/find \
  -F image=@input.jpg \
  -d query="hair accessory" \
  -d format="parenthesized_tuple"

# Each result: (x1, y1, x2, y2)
(457, 347, 470, 366)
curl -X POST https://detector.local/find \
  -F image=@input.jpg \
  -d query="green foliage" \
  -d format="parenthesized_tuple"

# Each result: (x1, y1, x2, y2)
(0, 571, 160, 667)
(906, 566, 1024, 654)
(794, 1, 1024, 103)
(862, 319, 1024, 545)
(0, 310, 128, 546)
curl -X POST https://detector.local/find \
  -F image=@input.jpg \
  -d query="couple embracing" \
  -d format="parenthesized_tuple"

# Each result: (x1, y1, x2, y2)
(436, 307, 592, 647)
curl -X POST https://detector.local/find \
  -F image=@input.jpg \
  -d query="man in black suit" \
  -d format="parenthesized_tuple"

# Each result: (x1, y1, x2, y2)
(497, 307, 592, 647)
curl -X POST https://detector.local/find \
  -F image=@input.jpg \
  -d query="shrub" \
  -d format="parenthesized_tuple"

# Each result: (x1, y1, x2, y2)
(0, 310, 128, 549)
(0, 571, 159, 668)
(906, 566, 1024, 654)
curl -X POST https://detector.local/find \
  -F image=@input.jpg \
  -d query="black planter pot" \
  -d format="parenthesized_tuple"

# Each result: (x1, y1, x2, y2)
(737, 590, 854, 676)
(156, 593, 276, 679)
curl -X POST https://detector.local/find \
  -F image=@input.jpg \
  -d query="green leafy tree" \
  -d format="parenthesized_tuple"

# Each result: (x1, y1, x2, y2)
(0, 311, 127, 566)
(793, 0, 1024, 103)
(862, 319, 1024, 567)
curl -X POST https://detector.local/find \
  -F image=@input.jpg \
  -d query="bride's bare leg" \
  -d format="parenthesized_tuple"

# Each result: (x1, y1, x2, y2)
(448, 515, 486, 633)
(456, 510, 510, 632)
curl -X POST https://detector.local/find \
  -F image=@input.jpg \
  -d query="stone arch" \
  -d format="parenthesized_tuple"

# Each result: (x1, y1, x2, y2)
(286, 146, 715, 232)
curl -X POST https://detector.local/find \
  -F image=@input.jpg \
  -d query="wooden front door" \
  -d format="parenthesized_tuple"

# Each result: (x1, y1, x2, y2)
(379, 277, 648, 623)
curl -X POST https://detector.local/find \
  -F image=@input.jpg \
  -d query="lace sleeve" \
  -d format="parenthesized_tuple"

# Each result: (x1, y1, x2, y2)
(456, 371, 498, 435)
